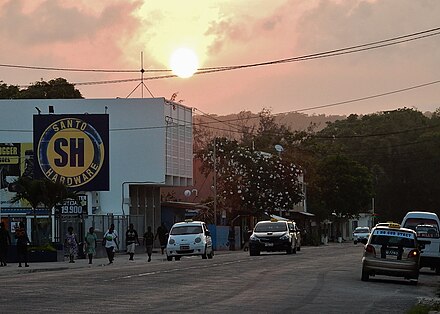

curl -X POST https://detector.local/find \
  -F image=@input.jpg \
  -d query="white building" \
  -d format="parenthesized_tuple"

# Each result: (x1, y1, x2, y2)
(0, 98, 192, 239)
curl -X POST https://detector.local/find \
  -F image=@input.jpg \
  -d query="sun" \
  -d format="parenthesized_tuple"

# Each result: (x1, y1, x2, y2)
(169, 47, 199, 78)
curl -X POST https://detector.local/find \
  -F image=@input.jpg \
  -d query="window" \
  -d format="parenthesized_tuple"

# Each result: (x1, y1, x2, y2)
(255, 222, 287, 232)
(171, 225, 203, 235)
(403, 218, 439, 231)
(371, 234, 415, 248)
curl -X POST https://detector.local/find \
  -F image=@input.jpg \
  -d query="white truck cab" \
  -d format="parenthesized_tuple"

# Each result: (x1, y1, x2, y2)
(401, 211, 440, 274)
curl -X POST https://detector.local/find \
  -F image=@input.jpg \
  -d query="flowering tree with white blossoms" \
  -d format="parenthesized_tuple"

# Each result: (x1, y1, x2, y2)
(200, 137, 304, 217)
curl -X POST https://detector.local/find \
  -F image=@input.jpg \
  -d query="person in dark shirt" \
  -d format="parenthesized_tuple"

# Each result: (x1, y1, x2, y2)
(0, 222, 11, 266)
(155, 223, 168, 255)
(143, 226, 155, 262)
(15, 222, 30, 267)
(125, 223, 140, 261)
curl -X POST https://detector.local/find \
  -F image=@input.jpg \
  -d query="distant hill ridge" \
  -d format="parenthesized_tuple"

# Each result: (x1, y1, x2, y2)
(194, 110, 346, 135)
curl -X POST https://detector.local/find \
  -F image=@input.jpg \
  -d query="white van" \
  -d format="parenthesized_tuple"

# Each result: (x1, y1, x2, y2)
(401, 211, 440, 274)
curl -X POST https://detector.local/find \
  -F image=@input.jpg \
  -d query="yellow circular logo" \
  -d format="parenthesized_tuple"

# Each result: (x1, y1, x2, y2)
(38, 118, 105, 187)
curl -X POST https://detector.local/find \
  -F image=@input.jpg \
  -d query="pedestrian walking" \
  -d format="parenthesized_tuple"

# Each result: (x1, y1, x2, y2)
(103, 224, 118, 264)
(155, 222, 168, 255)
(84, 227, 98, 264)
(242, 227, 250, 252)
(15, 222, 30, 267)
(0, 222, 11, 266)
(143, 226, 154, 262)
(64, 226, 79, 263)
(126, 223, 140, 261)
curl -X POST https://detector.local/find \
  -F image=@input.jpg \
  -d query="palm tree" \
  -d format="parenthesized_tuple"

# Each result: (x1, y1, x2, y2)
(10, 177, 44, 244)
(10, 177, 75, 245)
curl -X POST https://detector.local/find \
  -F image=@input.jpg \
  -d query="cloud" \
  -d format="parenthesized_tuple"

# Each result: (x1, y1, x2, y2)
(0, 0, 141, 46)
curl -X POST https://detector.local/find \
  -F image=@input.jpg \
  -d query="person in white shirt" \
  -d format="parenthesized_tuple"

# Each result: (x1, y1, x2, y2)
(103, 224, 119, 264)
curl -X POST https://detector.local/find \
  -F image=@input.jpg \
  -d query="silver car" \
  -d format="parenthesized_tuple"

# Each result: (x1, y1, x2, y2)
(361, 224, 420, 284)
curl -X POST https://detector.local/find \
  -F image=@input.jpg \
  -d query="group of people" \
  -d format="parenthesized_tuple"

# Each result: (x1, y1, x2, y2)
(0, 221, 169, 267)
(64, 222, 169, 265)
(0, 221, 31, 267)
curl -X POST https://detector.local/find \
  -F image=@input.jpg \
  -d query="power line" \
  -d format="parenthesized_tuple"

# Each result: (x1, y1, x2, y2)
(3, 26, 440, 81)
(297, 80, 440, 113)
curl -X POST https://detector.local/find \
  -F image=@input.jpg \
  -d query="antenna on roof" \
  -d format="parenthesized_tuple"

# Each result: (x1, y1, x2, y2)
(126, 51, 154, 98)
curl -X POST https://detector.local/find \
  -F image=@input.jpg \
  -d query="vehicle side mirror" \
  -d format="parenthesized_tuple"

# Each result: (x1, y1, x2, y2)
(360, 238, 368, 245)
(418, 243, 425, 250)
(205, 231, 211, 237)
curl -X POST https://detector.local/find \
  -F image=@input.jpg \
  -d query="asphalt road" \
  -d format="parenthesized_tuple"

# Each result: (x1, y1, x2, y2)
(0, 243, 438, 313)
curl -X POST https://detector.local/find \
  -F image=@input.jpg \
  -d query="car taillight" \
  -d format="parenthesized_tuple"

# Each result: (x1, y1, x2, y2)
(408, 249, 419, 258)
(365, 244, 376, 255)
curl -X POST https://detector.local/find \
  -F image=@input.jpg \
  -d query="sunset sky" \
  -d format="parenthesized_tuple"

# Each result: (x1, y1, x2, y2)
(0, 0, 439, 116)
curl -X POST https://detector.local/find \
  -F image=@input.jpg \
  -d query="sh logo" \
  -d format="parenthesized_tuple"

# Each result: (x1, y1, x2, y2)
(38, 117, 105, 187)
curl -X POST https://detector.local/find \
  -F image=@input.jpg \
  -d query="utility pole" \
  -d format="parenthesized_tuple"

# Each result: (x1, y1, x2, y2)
(213, 138, 217, 225)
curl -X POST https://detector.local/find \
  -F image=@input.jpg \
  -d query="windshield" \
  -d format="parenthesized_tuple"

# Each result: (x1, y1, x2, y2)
(416, 225, 439, 238)
(170, 225, 203, 235)
(255, 222, 287, 232)
(354, 228, 369, 233)
(403, 218, 439, 231)
(371, 229, 416, 248)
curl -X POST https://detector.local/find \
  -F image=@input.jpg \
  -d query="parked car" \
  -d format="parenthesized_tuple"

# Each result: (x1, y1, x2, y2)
(249, 219, 298, 256)
(361, 223, 420, 284)
(401, 211, 440, 274)
(166, 220, 214, 261)
(353, 227, 370, 244)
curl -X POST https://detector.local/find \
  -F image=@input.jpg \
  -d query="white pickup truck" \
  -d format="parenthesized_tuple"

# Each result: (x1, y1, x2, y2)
(401, 211, 440, 274)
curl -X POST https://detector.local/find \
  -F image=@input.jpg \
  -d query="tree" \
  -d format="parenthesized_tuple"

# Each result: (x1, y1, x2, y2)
(40, 179, 77, 213)
(0, 81, 20, 99)
(308, 155, 373, 221)
(199, 137, 303, 219)
(302, 108, 440, 221)
(10, 177, 75, 244)
(0, 78, 83, 99)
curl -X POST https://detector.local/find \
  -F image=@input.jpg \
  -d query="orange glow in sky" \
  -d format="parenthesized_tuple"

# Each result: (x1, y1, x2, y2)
(0, 0, 439, 116)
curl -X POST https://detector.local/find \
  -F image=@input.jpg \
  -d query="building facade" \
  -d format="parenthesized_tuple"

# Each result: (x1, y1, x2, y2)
(0, 98, 192, 243)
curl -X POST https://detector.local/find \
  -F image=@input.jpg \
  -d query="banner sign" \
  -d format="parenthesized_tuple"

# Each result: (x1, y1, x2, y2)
(56, 195, 88, 216)
(0, 143, 33, 208)
(33, 114, 109, 191)
(0, 143, 20, 165)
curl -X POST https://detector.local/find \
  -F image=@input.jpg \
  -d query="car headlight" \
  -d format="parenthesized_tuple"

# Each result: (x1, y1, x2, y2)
(195, 237, 202, 243)
(250, 234, 259, 241)
(169, 238, 175, 245)
(279, 233, 290, 240)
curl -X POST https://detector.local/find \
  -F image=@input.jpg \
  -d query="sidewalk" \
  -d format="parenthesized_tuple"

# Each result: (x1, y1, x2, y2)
(0, 249, 238, 276)
(0, 250, 170, 276)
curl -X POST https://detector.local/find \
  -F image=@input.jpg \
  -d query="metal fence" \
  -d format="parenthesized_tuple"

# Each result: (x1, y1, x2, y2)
(59, 214, 145, 253)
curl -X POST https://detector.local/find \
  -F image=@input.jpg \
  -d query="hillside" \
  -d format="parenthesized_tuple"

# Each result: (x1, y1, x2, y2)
(193, 110, 346, 140)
